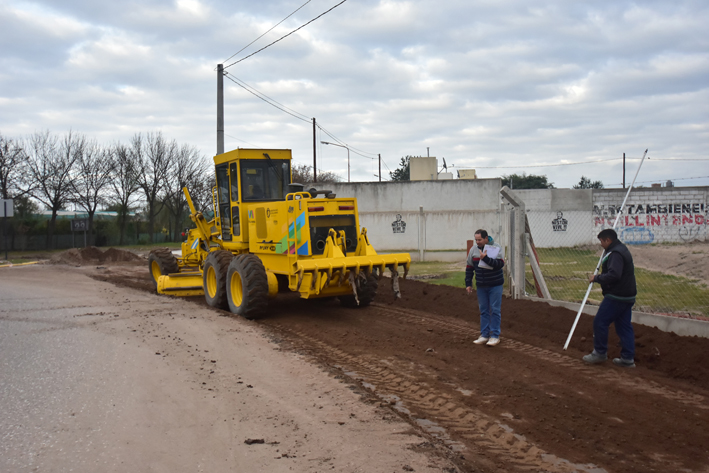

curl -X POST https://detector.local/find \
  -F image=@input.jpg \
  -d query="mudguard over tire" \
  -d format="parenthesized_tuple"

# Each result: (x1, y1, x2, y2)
(148, 247, 179, 289)
(203, 250, 233, 309)
(339, 271, 379, 308)
(226, 254, 269, 319)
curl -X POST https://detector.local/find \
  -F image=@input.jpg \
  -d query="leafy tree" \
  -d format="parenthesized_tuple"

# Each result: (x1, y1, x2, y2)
(573, 176, 604, 189)
(291, 164, 342, 184)
(501, 173, 554, 189)
(389, 156, 411, 181)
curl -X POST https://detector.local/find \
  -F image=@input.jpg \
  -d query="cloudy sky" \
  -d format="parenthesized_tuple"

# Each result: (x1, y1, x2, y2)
(1, 0, 708, 188)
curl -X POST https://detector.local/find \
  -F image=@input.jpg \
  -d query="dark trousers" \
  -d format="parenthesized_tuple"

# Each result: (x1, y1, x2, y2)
(593, 296, 635, 360)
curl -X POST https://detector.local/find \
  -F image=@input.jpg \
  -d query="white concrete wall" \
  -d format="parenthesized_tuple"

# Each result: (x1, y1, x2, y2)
(321, 179, 504, 258)
(514, 189, 594, 247)
(593, 187, 708, 244)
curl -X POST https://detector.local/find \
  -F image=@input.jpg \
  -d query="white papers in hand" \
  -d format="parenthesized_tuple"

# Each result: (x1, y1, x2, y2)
(478, 244, 500, 269)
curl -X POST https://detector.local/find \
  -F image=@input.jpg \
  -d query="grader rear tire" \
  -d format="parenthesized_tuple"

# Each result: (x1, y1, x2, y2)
(203, 250, 233, 309)
(339, 271, 379, 308)
(226, 254, 269, 319)
(148, 247, 179, 289)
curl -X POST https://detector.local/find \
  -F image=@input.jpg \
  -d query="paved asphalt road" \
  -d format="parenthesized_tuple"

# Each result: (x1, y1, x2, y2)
(0, 264, 453, 473)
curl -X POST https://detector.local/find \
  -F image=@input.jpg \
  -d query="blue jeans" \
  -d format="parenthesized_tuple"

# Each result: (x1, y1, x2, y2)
(593, 296, 635, 360)
(477, 285, 503, 338)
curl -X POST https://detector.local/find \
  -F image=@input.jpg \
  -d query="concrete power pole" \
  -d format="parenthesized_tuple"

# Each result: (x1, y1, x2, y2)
(217, 64, 224, 155)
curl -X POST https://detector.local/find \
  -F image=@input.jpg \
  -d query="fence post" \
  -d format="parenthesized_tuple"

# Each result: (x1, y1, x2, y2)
(500, 186, 526, 299)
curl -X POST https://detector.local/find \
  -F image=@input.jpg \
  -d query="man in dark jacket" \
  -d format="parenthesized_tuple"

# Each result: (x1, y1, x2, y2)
(583, 229, 637, 368)
(465, 229, 505, 346)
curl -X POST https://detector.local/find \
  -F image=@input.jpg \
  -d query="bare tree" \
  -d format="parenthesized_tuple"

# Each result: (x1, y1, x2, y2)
(164, 144, 209, 240)
(292, 164, 342, 185)
(109, 142, 141, 245)
(26, 131, 81, 249)
(70, 139, 112, 243)
(0, 133, 31, 200)
(135, 132, 175, 243)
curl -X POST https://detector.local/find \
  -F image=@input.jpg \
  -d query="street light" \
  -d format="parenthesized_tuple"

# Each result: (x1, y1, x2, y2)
(320, 141, 350, 182)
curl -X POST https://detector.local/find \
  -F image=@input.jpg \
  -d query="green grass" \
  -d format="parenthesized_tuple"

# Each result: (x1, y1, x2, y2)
(526, 247, 709, 316)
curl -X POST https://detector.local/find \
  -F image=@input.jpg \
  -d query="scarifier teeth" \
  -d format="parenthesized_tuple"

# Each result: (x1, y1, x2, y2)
(348, 270, 360, 306)
(391, 268, 401, 300)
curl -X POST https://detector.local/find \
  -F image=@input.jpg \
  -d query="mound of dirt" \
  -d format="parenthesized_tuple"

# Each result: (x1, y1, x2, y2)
(51, 247, 143, 265)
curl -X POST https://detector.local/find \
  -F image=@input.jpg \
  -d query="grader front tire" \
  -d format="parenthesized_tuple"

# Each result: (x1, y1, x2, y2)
(226, 254, 269, 319)
(339, 271, 379, 308)
(203, 250, 233, 309)
(148, 247, 179, 289)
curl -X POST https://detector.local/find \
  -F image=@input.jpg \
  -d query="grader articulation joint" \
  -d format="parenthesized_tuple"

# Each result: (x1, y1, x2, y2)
(148, 148, 411, 319)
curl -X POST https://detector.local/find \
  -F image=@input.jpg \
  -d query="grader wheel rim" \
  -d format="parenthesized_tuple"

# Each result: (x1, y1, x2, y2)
(150, 261, 162, 282)
(206, 266, 217, 298)
(230, 272, 243, 307)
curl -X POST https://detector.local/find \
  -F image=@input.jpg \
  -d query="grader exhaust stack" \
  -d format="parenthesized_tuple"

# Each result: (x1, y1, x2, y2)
(148, 148, 411, 319)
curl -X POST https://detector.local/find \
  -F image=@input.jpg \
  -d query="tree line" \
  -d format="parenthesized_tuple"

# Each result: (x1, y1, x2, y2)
(0, 130, 213, 249)
(388, 156, 603, 189)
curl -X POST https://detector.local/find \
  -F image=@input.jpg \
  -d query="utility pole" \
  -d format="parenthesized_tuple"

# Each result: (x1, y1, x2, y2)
(622, 152, 626, 189)
(217, 64, 224, 155)
(378, 154, 381, 182)
(312, 118, 317, 183)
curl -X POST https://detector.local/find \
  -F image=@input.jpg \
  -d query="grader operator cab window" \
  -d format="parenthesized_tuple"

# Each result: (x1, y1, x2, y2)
(240, 159, 290, 202)
(215, 164, 232, 241)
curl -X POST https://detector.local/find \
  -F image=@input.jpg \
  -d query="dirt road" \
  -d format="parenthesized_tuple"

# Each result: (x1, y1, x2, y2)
(0, 264, 456, 473)
(5, 253, 709, 472)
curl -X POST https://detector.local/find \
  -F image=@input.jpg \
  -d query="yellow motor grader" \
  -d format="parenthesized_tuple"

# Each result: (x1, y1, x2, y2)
(148, 148, 411, 319)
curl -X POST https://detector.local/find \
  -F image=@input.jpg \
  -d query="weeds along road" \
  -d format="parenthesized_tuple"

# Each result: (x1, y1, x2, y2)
(0, 264, 456, 473)
(5, 259, 709, 473)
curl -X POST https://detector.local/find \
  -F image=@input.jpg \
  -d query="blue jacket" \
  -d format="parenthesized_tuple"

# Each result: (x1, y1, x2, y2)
(465, 238, 505, 288)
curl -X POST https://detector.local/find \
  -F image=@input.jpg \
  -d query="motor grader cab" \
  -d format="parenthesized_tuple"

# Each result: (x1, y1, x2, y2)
(149, 148, 411, 319)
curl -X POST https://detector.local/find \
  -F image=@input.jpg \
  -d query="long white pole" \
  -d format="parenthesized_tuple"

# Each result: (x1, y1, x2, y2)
(563, 149, 648, 350)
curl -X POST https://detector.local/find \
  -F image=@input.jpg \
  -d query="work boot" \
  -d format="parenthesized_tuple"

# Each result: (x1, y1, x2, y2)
(582, 351, 607, 364)
(612, 357, 636, 368)
(473, 336, 489, 345)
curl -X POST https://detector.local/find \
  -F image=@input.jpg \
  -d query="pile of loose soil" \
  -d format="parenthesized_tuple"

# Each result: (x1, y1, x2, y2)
(377, 278, 709, 390)
(51, 247, 143, 265)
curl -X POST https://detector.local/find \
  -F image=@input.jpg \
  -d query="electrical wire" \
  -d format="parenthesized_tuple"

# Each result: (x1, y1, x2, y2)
(223, 74, 311, 124)
(222, 0, 312, 65)
(224, 0, 348, 70)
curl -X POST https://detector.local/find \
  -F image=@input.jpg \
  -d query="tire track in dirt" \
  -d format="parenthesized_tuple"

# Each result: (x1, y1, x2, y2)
(272, 324, 606, 473)
(371, 303, 708, 410)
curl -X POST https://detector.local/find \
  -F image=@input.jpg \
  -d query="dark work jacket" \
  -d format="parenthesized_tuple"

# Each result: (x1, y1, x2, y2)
(465, 241, 505, 288)
(594, 239, 637, 302)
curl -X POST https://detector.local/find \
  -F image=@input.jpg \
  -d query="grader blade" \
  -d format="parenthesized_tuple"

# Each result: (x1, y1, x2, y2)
(157, 271, 204, 297)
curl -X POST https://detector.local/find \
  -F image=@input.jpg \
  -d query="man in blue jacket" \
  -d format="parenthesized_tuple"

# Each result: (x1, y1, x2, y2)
(465, 229, 505, 346)
(583, 228, 637, 368)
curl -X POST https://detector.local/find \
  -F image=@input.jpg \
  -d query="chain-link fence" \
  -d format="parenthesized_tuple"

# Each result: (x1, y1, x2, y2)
(501, 187, 709, 319)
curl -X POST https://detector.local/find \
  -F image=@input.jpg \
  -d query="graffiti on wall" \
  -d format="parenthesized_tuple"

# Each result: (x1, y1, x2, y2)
(391, 214, 407, 233)
(594, 203, 707, 228)
(552, 211, 568, 232)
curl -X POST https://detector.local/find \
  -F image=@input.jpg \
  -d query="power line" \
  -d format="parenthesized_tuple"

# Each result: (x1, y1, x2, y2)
(226, 74, 311, 121)
(317, 124, 377, 160)
(224, 0, 348, 70)
(222, 0, 312, 65)
(223, 74, 311, 123)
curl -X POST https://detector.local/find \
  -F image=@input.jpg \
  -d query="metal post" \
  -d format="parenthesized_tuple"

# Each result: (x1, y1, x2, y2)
(217, 64, 224, 155)
(418, 206, 424, 262)
(3, 201, 7, 261)
(378, 154, 381, 182)
(347, 147, 350, 182)
(622, 152, 626, 189)
(313, 118, 317, 183)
